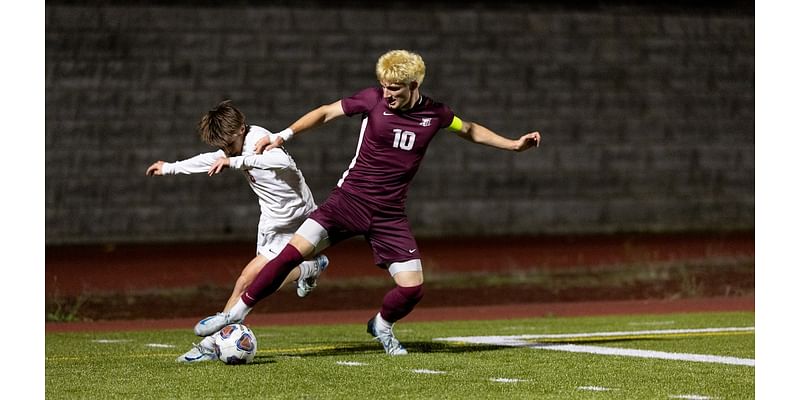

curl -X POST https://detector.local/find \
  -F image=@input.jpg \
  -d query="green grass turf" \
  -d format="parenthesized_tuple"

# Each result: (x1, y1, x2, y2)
(45, 311, 754, 399)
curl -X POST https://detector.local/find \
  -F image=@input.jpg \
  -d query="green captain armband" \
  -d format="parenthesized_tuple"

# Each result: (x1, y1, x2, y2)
(446, 116, 464, 132)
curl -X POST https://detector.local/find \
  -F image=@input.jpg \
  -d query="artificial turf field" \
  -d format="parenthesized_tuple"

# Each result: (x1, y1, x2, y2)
(45, 311, 754, 399)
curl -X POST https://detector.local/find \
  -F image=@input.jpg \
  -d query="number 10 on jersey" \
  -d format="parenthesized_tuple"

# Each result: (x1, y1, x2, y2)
(392, 129, 416, 150)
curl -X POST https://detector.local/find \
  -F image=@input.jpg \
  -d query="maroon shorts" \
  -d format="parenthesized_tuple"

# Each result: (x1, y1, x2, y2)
(309, 188, 420, 267)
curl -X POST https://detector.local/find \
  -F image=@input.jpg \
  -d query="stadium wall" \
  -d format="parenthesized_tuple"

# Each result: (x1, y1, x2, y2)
(45, 1, 754, 244)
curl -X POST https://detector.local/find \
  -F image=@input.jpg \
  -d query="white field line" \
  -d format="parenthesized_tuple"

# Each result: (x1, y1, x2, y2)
(435, 327, 754, 346)
(144, 343, 175, 348)
(434, 327, 755, 367)
(533, 343, 754, 367)
(412, 369, 447, 374)
(92, 339, 132, 343)
(577, 386, 614, 392)
(490, 378, 528, 383)
(336, 361, 367, 366)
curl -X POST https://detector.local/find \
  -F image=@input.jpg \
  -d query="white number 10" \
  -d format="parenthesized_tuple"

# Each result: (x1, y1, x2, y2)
(392, 129, 416, 150)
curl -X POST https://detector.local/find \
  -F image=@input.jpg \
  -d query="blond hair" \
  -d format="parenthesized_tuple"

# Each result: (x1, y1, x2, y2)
(375, 50, 426, 86)
(197, 100, 245, 148)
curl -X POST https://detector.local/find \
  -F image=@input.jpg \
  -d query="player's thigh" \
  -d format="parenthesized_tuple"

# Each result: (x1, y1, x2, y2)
(369, 213, 421, 267)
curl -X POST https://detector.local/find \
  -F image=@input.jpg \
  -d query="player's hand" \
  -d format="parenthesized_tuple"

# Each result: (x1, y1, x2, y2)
(208, 157, 230, 176)
(255, 136, 277, 154)
(146, 161, 165, 176)
(514, 132, 541, 152)
(255, 136, 284, 154)
(263, 137, 284, 152)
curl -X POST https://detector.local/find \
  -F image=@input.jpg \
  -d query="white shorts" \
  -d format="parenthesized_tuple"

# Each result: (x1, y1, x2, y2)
(256, 228, 294, 259)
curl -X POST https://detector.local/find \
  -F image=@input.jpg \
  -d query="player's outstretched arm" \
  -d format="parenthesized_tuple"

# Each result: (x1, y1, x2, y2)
(455, 120, 541, 152)
(208, 157, 230, 176)
(256, 100, 346, 153)
(147, 152, 222, 176)
(145, 161, 166, 176)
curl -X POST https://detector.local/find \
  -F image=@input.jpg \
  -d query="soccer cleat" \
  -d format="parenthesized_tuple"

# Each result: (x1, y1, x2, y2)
(297, 254, 329, 298)
(176, 343, 218, 363)
(367, 316, 408, 356)
(194, 312, 242, 337)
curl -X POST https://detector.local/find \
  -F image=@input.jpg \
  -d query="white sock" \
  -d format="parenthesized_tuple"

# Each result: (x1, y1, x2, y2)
(228, 298, 252, 322)
(298, 256, 327, 281)
(298, 261, 312, 281)
(199, 335, 215, 351)
(375, 312, 393, 331)
(298, 259, 318, 280)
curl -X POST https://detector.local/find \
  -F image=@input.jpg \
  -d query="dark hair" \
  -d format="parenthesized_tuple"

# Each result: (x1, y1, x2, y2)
(197, 100, 245, 148)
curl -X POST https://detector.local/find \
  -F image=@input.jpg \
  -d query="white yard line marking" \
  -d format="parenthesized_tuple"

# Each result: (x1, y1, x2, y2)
(336, 361, 367, 366)
(490, 378, 528, 383)
(577, 386, 613, 391)
(669, 395, 713, 400)
(534, 343, 754, 367)
(412, 369, 447, 374)
(92, 339, 131, 343)
(435, 327, 755, 367)
(144, 343, 175, 348)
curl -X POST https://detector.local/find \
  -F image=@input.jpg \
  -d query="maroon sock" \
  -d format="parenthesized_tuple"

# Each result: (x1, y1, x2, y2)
(379, 284, 424, 323)
(241, 244, 304, 307)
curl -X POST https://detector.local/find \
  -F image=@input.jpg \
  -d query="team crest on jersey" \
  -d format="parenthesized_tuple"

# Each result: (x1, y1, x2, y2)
(420, 118, 432, 127)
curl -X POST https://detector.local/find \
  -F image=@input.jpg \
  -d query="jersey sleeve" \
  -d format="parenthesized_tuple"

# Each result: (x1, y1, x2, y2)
(228, 149, 291, 171)
(436, 103, 457, 131)
(341, 87, 383, 116)
(162, 150, 224, 175)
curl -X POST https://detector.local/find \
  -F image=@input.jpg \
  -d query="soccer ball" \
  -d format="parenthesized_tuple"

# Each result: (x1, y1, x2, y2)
(213, 323, 257, 365)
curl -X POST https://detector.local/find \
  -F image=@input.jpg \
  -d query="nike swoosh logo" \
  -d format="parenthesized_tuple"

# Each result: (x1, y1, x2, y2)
(383, 112, 393, 115)
(409, 249, 417, 253)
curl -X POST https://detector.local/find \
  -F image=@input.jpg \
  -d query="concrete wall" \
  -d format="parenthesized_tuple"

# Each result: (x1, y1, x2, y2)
(45, 1, 754, 244)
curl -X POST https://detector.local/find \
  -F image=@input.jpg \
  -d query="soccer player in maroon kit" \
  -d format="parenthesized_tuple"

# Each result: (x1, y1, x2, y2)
(194, 50, 541, 355)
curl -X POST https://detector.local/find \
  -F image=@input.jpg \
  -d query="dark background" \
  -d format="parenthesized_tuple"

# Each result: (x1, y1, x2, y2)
(45, 0, 754, 245)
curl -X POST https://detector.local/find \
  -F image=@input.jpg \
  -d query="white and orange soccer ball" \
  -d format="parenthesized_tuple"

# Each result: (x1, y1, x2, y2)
(213, 323, 257, 365)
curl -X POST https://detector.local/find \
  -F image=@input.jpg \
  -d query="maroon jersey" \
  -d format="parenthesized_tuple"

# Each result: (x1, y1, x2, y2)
(339, 87, 456, 209)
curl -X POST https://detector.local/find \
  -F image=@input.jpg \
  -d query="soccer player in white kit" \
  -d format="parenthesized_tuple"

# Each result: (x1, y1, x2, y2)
(193, 50, 541, 356)
(145, 100, 328, 363)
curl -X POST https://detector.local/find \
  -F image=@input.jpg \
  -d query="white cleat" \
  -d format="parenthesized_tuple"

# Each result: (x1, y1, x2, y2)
(176, 343, 218, 363)
(193, 312, 241, 337)
(367, 316, 408, 356)
(297, 255, 329, 298)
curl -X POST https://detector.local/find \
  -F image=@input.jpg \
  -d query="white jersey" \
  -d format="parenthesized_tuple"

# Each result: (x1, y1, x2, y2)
(161, 125, 317, 234)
